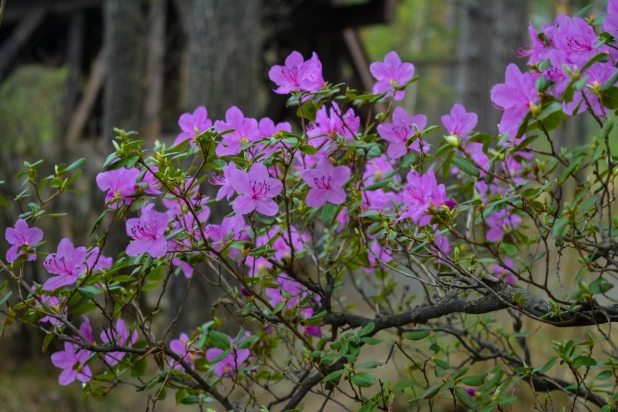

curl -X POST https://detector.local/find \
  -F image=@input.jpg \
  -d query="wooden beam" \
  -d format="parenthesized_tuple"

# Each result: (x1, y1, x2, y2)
(142, 0, 167, 140)
(66, 49, 106, 143)
(282, 0, 396, 34)
(0, 7, 46, 80)
(2, 0, 101, 25)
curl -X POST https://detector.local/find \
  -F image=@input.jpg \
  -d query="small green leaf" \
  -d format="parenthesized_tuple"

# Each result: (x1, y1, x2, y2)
(209, 330, 230, 350)
(499, 244, 517, 256)
(358, 322, 375, 337)
(455, 386, 475, 408)
(321, 201, 339, 221)
(461, 374, 487, 386)
(351, 372, 376, 388)
(572, 356, 597, 368)
(404, 329, 431, 341)
(452, 156, 480, 178)
(322, 369, 344, 382)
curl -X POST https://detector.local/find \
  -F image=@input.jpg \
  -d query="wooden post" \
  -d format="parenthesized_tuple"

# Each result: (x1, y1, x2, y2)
(66, 50, 106, 144)
(64, 10, 86, 135)
(0, 7, 46, 80)
(143, 0, 167, 140)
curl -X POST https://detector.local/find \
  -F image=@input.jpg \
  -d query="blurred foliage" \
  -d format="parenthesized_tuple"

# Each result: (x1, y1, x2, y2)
(0, 65, 66, 155)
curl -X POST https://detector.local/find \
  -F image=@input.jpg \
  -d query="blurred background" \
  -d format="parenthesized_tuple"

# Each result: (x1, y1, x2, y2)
(0, 0, 607, 410)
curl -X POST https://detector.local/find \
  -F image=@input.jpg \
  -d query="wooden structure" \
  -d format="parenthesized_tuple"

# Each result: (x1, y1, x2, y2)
(0, 0, 395, 141)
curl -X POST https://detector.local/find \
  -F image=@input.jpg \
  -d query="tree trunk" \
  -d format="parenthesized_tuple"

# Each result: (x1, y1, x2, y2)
(456, 0, 528, 134)
(102, 0, 146, 143)
(167, 0, 263, 337)
(186, 0, 262, 119)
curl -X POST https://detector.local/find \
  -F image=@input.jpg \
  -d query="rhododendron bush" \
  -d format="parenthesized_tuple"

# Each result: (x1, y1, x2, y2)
(6, 5, 618, 411)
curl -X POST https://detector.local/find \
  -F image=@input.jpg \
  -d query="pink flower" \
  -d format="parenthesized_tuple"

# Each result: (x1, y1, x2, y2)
(43, 239, 87, 291)
(605, 0, 618, 37)
(169, 332, 199, 372)
(377, 107, 429, 159)
(32, 286, 66, 325)
(370, 51, 415, 101)
(399, 169, 451, 226)
(300, 308, 322, 338)
(493, 258, 516, 285)
(211, 162, 238, 201)
(266, 275, 307, 308)
(258, 118, 292, 138)
(51, 342, 92, 386)
(491, 64, 540, 137)
(269, 51, 324, 94)
(301, 157, 350, 208)
(172, 257, 193, 278)
(553, 17, 605, 64)
(231, 163, 283, 216)
(563, 62, 618, 118)
(441, 104, 477, 138)
(214, 106, 259, 156)
(206, 335, 251, 377)
(125, 204, 169, 258)
(100, 319, 138, 366)
(363, 155, 399, 185)
(308, 103, 360, 148)
(517, 22, 549, 64)
(486, 209, 522, 242)
(96, 167, 141, 209)
(205, 215, 248, 259)
(174, 106, 213, 146)
(85, 247, 113, 273)
(5, 219, 43, 263)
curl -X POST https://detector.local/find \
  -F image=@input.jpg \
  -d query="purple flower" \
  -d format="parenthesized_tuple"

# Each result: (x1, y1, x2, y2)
(605, 0, 618, 37)
(378, 107, 429, 159)
(486, 209, 522, 242)
(300, 308, 322, 338)
(51, 342, 92, 386)
(399, 169, 450, 226)
(493, 258, 516, 285)
(563, 62, 618, 118)
(206, 335, 251, 378)
(211, 162, 238, 201)
(466, 387, 477, 396)
(215, 106, 259, 156)
(169, 333, 199, 371)
(517, 22, 549, 64)
(43, 239, 87, 291)
(370, 51, 415, 101)
(258, 117, 292, 138)
(125, 204, 169, 258)
(174, 106, 213, 146)
(266, 275, 307, 308)
(100, 319, 138, 366)
(231, 163, 283, 216)
(441, 104, 477, 138)
(5, 219, 43, 263)
(205, 215, 248, 259)
(308, 103, 360, 148)
(491, 64, 541, 137)
(85, 247, 113, 273)
(363, 155, 399, 185)
(172, 258, 193, 278)
(96, 168, 141, 209)
(33, 286, 66, 325)
(553, 17, 604, 64)
(301, 157, 350, 208)
(269, 51, 324, 94)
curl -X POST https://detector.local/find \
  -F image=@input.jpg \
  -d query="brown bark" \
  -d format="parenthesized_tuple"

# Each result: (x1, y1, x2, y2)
(102, 0, 146, 143)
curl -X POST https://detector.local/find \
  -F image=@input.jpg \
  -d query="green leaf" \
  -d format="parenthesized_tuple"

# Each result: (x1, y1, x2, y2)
(78, 286, 103, 300)
(363, 179, 391, 191)
(574, 4, 593, 17)
(299, 145, 317, 155)
(0, 291, 12, 306)
(209, 349, 230, 364)
(132, 358, 148, 377)
(360, 337, 383, 345)
(538, 357, 557, 374)
(322, 369, 344, 382)
(297, 100, 318, 122)
(420, 383, 442, 399)
(496, 396, 517, 405)
(499, 244, 517, 256)
(64, 158, 87, 172)
(42, 333, 54, 353)
(602, 87, 618, 110)
(455, 386, 475, 408)
(461, 374, 487, 386)
(180, 395, 200, 405)
(452, 156, 480, 178)
(356, 362, 383, 369)
(238, 335, 259, 349)
(321, 201, 339, 222)
(358, 322, 375, 337)
(403, 330, 431, 341)
(209, 330, 230, 350)
(351, 372, 376, 388)
(597, 370, 613, 380)
(572, 356, 597, 368)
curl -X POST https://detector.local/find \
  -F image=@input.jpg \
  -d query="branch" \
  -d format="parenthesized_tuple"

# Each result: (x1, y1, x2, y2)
(324, 281, 618, 331)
